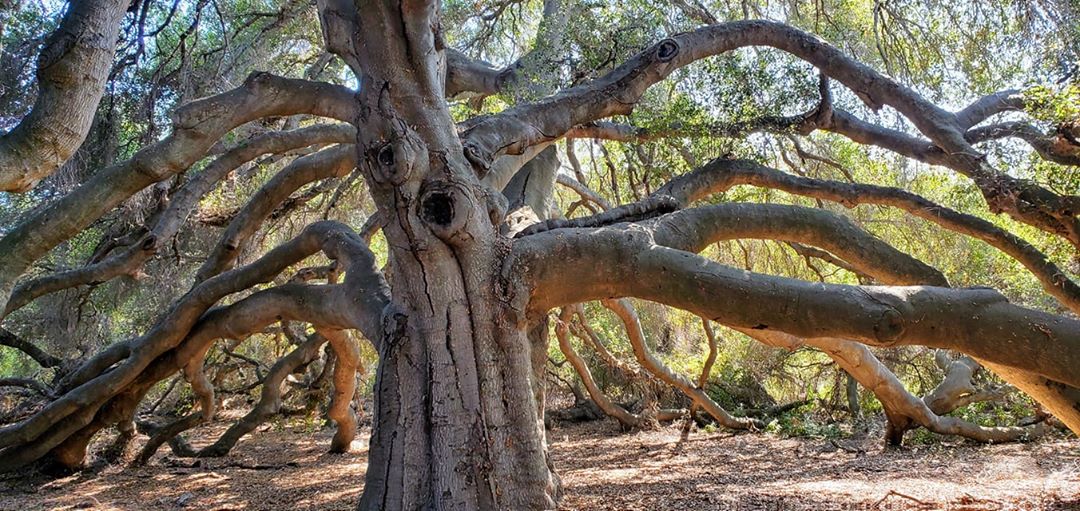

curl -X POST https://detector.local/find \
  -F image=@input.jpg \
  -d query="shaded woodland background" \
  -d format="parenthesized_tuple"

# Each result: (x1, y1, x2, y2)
(0, 0, 1079, 508)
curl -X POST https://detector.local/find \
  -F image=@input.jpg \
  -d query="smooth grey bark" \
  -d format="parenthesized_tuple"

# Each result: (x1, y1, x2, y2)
(0, 74, 357, 317)
(514, 222, 1080, 393)
(0, 0, 130, 192)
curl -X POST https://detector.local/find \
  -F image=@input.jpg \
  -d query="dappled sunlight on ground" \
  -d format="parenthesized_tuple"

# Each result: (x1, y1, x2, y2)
(0, 419, 1077, 510)
(550, 420, 1080, 510)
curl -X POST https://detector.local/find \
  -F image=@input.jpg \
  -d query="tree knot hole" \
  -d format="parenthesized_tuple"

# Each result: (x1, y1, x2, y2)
(377, 144, 395, 167)
(656, 39, 679, 62)
(874, 309, 905, 344)
(422, 191, 455, 227)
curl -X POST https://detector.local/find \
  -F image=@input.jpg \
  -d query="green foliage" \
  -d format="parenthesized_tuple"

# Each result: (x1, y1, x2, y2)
(1025, 85, 1080, 124)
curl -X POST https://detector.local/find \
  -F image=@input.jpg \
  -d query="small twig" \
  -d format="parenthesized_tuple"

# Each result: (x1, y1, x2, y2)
(873, 489, 930, 509)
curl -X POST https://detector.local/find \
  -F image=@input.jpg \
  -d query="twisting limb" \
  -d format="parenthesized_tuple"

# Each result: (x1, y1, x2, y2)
(694, 318, 719, 400)
(460, 20, 1079, 247)
(965, 122, 1080, 167)
(602, 298, 762, 431)
(0, 327, 64, 369)
(567, 306, 641, 379)
(656, 158, 1080, 314)
(322, 328, 361, 453)
(0, 220, 389, 472)
(140, 324, 227, 459)
(517, 212, 1080, 435)
(0, 378, 50, 396)
(195, 145, 357, 282)
(742, 329, 1052, 444)
(0, 0, 130, 192)
(562, 74, 834, 145)
(922, 355, 1003, 415)
(553, 308, 642, 429)
(134, 413, 202, 465)
(0, 73, 358, 313)
(195, 332, 328, 458)
(4, 282, 341, 473)
(2, 124, 356, 318)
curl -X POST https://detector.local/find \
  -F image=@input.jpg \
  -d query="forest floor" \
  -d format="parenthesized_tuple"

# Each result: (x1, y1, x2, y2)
(0, 417, 1077, 511)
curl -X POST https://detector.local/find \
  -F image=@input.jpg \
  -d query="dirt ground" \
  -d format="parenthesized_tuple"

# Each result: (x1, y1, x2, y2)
(1, 418, 1077, 511)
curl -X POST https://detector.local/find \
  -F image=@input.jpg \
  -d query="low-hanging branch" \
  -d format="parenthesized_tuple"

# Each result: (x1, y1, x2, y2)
(2, 124, 356, 318)
(602, 298, 763, 431)
(743, 328, 1051, 444)
(0, 73, 358, 314)
(654, 158, 1080, 315)
(0, 220, 390, 472)
(139, 330, 330, 463)
(513, 218, 1080, 392)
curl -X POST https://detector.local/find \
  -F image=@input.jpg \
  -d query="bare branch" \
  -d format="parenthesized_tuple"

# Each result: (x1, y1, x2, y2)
(955, 89, 1025, 130)
(603, 298, 762, 431)
(514, 226, 1080, 389)
(0, 327, 63, 369)
(655, 158, 1080, 314)
(195, 332, 327, 458)
(3, 124, 355, 317)
(554, 308, 642, 428)
(0, 74, 358, 312)
(965, 121, 1080, 166)
(195, 144, 356, 282)
(0, 221, 387, 469)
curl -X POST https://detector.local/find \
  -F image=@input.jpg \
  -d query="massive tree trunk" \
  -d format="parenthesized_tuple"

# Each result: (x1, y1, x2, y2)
(317, 1, 559, 507)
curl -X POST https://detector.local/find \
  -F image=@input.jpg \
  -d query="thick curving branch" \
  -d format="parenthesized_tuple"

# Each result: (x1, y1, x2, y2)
(954, 89, 1024, 129)
(0, 220, 388, 471)
(3, 124, 356, 318)
(0, 73, 357, 313)
(0, 0, 130, 192)
(195, 144, 357, 282)
(922, 355, 1003, 416)
(322, 328, 361, 453)
(513, 225, 1080, 391)
(655, 158, 1080, 314)
(460, 20, 1079, 247)
(648, 203, 947, 287)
